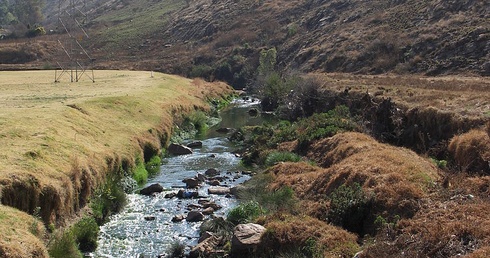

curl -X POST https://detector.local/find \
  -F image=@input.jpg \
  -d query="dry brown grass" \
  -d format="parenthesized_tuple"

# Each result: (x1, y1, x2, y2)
(259, 215, 359, 257)
(269, 132, 441, 225)
(448, 129, 490, 174)
(363, 200, 490, 258)
(315, 73, 490, 119)
(0, 205, 48, 258)
(0, 70, 233, 256)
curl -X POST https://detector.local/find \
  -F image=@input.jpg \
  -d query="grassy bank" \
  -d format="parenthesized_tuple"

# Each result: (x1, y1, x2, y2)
(0, 70, 233, 257)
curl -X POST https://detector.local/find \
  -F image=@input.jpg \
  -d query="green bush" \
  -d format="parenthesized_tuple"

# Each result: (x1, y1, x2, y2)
(145, 155, 161, 177)
(71, 217, 99, 252)
(227, 201, 263, 225)
(133, 160, 148, 185)
(189, 64, 213, 79)
(327, 183, 372, 234)
(48, 231, 83, 258)
(91, 175, 127, 225)
(265, 151, 301, 167)
(167, 240, 185, 258)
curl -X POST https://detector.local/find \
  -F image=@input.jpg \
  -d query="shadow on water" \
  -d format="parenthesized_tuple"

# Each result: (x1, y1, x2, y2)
(94, 98, 272, 258)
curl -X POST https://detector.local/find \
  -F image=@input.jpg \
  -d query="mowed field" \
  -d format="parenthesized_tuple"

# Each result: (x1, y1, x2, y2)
(0, 70, 233, 257)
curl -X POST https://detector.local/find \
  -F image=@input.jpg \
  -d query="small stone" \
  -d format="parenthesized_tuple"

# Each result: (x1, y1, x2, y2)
(144, 216, 156, 221)
(171, 214, 185, 222)
(187, 141, 203, 148)
(202, 207, 215, 215)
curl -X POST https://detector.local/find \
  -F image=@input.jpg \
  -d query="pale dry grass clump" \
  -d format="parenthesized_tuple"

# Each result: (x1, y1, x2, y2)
(0, 70, 233, 256)
(260, 215, 360, 257)
(267, 162, 323, 197)
(448, 129, 490, 174)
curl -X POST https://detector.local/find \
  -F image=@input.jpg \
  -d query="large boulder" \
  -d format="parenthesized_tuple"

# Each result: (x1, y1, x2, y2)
(168, 143, 193, 155)
(231, 223, 266, 255)
(139, 183, 164, 196)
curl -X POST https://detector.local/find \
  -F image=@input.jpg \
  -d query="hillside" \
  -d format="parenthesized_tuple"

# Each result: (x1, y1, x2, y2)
(1, 0, 489, 84)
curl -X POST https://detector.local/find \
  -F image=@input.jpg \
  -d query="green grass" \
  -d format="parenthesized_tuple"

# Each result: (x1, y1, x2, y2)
(265, 151, 301, 167)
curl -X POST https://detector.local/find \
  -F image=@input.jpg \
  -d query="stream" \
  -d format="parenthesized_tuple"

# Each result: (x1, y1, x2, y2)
(93, 98, 270, 258)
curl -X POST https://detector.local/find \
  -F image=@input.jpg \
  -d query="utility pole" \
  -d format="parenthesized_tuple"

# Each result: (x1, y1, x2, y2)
(54, 0, 95, 83)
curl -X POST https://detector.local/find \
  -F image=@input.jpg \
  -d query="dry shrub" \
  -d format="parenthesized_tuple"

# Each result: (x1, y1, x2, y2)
(260, 215, 359, 257)
(448, 129, 490, 174)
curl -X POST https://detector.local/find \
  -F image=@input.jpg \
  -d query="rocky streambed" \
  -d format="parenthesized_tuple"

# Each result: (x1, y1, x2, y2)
(94, 98, 267, 257)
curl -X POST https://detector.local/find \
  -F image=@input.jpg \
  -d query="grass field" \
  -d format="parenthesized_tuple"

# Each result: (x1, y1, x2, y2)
(0, 70, 233, 257)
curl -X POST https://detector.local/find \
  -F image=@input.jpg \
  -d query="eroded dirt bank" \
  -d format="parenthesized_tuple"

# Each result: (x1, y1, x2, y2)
(0, 70, 233, 257)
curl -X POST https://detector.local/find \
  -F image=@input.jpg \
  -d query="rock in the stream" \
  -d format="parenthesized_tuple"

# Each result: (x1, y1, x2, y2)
(171, 214, 185, 223)
(140, 183, 164, 196)
(183, 177, 201, 188)
(208, 186, 231, 195)
(164, 192, 177, 199)
(144, 216, 156, 221)
(196, 173, 207, 182)
(202, 207, 215, 215)
(168, 143, 193, 155)
(205, 168, 220, 176)
(177, 189, 199, 199)
(231, 223, 266, 255)
(186, 211, 205, 222)
(187, 141, 203, 148)
(208, 180, 221, 186)
(200, 200, 222, 211)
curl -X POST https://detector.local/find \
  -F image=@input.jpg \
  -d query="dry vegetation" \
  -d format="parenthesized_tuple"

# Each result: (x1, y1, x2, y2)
(0, 70, 233, 256)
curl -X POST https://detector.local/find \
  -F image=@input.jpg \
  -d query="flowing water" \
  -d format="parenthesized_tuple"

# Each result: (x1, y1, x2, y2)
(94, 98, 271, 258)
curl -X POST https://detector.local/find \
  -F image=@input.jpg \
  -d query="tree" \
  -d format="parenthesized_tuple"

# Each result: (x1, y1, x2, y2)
(11, 0, 45, 28)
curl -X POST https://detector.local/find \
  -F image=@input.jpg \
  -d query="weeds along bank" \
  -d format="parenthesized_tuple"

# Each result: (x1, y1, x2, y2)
(0, 70, 234, 257)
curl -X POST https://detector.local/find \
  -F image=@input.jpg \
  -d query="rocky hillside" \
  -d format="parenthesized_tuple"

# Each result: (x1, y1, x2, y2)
(1, 0, 488, 83)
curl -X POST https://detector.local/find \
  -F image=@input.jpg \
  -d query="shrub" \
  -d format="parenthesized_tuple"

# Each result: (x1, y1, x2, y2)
(265, 151, 301, 167)
(227, 201, 264, 225)
(132, 159, 148, 185)
(327, 183, 372, 234)
(145, 155, 161, 177)
(48, 231, 83, 258)
(200, 216, 234, 238)
(296, 105, 358, 150)
(71, 217, 99, 252)
(189, 64, 213, 79)
(167, 240, 185, 258)
(91, 175, 127, 225)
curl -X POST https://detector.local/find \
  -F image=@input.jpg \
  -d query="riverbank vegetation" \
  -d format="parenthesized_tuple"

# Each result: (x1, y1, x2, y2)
(0, 70, 234, 257)
(193, 70, 489, 257)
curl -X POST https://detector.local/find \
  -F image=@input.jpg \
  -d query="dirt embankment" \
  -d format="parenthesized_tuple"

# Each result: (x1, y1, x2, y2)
(0, 70, 233, 257)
